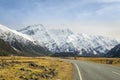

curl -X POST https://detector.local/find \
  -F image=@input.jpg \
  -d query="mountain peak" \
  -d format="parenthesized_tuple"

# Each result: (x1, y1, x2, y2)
(0, 24, 33, 41)
(19, 24, 45, 31)
(18, 24, 47, 35)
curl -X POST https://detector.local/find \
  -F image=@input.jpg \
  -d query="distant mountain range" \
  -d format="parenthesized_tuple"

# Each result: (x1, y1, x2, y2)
(18, 24, 119, 56)
(0, 24, 119, 57)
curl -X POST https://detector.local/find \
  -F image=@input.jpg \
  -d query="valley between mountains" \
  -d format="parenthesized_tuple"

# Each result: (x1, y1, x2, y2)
(0, 24, 119, 57)
(0, 24, 120, 80)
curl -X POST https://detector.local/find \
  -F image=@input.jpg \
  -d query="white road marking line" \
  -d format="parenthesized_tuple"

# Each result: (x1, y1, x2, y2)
(112, 71, 120, 76)
(74, 63, 83, 80)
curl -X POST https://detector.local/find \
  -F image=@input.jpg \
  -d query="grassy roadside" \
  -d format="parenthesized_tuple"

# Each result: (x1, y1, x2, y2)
(0, 56, 73, 80)
(69, 57, 120, 66)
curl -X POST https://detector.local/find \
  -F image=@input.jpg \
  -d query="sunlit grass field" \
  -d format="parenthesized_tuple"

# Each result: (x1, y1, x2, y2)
(0, 56, 72, 80)
(72, 57, 120, 66)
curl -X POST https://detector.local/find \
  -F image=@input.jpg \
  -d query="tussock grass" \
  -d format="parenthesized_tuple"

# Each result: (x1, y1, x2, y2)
(0, 56, 72, 80)
(72, 57, 120, 66)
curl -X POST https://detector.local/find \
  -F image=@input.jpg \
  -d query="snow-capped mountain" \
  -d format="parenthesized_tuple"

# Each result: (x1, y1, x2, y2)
(19, 24, 78, 53)
(19, 24, 119, 56)
(49, 29, 119, 56)
(0, 24, 50, 56)
(18, 24, 58, 53)
(0, 24, 34, 43)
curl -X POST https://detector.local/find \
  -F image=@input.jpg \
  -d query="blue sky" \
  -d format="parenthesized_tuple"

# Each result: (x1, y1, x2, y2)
(0, 0, 120, 40)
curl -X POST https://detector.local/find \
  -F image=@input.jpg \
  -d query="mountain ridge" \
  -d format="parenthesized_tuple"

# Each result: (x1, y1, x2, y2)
(0, 24, 51, 56)
(18, 24, 119, 56)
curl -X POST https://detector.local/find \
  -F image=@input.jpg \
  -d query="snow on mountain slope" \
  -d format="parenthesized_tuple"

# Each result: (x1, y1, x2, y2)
(49, 29, 73, 45)
(49, 29, 119, 55)
(0, 24, 50, 56)
(18, 24, 58, 53)
(19, 24, 119, 56)
(67, 34, 119, 55)
(49, 29, 78, 53)
(0, 24, 34, 44)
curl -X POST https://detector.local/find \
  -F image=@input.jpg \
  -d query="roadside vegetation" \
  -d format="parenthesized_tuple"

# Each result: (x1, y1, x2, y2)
(0, 56, 72, 80)
(71, 57, 120, 66)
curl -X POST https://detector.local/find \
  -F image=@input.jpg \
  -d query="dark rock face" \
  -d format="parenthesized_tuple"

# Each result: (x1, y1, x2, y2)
(106, 44, 120, 57)
(12, 40, 51, 56)
(0, 39, 17, 56)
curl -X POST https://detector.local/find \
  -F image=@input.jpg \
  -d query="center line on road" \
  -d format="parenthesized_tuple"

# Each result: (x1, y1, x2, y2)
(74, 63, 83, 80)
(112, 71, 120, 76)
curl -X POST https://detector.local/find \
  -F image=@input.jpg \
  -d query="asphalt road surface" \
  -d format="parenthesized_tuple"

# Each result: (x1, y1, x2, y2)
(68, 60, 120, 80)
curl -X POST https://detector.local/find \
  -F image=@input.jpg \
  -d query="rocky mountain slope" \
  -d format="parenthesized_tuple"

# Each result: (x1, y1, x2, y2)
(18, 24, 58, 53)
(0, 38, 17, 56)
(0, 24, 50, 56)
(105, 44, 120, 57)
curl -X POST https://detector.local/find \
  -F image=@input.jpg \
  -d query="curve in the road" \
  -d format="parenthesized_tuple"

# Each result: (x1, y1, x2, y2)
(69, 60, 120, 80)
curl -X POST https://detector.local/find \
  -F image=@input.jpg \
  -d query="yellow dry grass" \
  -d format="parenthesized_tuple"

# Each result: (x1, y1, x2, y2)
(71, 57, 120, 66)
(0, 56, 73, 80)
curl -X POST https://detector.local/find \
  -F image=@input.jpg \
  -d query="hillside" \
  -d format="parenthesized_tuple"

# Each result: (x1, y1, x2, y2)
(0, 24, 51, 56)
(0, 39, 16, 56)
(106, 44, 120, 57)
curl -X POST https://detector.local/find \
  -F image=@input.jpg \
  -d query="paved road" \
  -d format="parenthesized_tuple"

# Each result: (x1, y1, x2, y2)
(68, 60, 120, 80)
